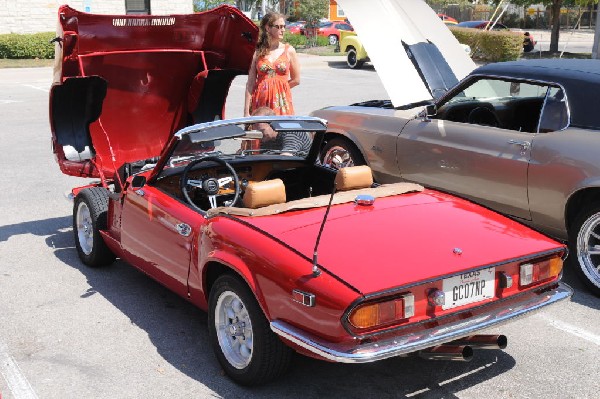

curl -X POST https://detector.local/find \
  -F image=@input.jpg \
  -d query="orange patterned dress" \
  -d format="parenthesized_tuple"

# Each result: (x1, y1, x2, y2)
(250, 44, 294, 115)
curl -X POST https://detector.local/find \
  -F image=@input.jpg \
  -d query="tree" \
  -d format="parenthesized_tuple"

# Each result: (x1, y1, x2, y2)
(509, 0, 598, 52)
(194, 1, 236, 12)
(294, 0, 328, 46)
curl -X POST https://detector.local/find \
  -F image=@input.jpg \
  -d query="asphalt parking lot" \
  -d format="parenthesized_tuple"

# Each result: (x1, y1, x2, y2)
(0, 55, 599, 399)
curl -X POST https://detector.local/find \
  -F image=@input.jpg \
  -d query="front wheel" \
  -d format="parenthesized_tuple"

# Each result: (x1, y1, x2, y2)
(320, 137, 365, 170)
(73, 188, 116, 267)
(569, 206, 600, 296)
(208, 275, 292, 385)
(328, 34, 338, 45)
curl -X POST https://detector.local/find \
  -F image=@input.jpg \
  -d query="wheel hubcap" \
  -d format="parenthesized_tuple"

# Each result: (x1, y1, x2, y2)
(577, 212, 600, 288)
(76, 202, 94, 255)
(322, 145, 354, 169)
(215, 290, 253, 369)
(348, 52, 356, 66)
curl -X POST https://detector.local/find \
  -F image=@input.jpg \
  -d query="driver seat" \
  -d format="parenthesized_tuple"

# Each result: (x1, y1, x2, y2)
(243, 179, 287, 209)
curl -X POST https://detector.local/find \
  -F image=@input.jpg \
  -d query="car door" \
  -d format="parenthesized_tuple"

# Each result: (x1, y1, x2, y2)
(120, 182, 204, 298)
(396, 78, 551, 221)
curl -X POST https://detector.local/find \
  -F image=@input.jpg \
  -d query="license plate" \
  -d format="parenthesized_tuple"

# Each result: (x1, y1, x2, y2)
(442, 267, 495, 310)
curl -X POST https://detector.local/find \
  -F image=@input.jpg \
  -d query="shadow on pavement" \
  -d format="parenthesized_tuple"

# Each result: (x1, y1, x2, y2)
(24, 216, 522, 398)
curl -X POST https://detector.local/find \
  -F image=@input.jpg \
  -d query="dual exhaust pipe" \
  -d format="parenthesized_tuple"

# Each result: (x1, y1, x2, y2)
(419, 334, 507, 362)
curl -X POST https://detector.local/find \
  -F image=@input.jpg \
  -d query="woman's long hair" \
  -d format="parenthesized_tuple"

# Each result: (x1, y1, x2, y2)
(256, 12, 285, 58)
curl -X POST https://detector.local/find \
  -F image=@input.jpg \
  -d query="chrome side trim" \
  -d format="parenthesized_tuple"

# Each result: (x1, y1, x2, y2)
(270, 283, 572, 364)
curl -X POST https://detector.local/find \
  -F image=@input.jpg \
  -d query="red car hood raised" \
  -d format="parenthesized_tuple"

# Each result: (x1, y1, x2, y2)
(241, 190, 561, 294)
(50, 5, 257, 180)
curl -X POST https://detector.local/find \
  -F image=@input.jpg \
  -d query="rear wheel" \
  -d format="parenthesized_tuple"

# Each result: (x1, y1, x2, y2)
(346, 47, 364, 69)
(73, 188, 116, 267)
(208, 274, 292, 385)
(320, 137, 365, 170)
(569, 206, 600, 296)
(328, 34, 338, 45)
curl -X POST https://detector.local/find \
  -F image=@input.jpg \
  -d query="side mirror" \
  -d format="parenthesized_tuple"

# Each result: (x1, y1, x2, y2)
(131, 175, 146, 190)
(422, 103, 437, 122)
(425, 104, 437, 117)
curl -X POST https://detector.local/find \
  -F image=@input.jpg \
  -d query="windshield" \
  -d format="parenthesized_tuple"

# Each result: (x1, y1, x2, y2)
(166, 118, 319, 169)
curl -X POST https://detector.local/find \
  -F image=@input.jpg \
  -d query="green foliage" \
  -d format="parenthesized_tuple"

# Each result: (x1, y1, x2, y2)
(193, 1, 236, 12)
(295, 0, 328, 27)
(0, 32, 56, 59)
(284, 33, 330, 48)
(450, 26, 523, 62)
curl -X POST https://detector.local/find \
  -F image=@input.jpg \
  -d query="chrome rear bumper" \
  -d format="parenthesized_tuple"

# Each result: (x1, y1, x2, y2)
(270, 283, 572, 363)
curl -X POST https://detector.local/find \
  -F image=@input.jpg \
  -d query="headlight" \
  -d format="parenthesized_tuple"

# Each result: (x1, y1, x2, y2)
(348, 293, 414, 329)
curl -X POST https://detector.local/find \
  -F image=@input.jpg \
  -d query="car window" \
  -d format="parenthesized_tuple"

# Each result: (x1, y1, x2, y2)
(437, 78, 553, 133)
(336, 23, 352, 30)
(538, 87, 569, 133)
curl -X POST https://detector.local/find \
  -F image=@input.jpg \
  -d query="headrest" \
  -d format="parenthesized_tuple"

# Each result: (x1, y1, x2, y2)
(334, 165, 374, 191)
(243, 179, 286, 209)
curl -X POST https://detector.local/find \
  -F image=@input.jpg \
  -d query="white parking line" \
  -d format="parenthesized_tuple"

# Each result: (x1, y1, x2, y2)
(538, 314, 600, 346)
(21, 84, 49, 93)
(0, 342, 39, 399)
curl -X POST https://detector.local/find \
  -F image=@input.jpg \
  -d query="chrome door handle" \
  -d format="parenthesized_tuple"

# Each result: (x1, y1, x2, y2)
(175, 223, 191, 237)
(508, 140, 531, 150)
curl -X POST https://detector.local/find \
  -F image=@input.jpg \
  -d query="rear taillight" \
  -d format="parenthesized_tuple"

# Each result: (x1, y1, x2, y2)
(520, 256, 563, 287)
(348, 293, 414, 329)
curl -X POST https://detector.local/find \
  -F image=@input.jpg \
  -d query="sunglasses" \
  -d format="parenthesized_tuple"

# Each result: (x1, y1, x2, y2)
(270, 24, 285, 30)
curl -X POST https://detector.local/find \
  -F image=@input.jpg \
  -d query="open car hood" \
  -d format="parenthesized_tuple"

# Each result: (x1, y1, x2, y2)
(242, 190, 562, 294)
(50, 5, 257, 180)
(336, 0, 476, 107)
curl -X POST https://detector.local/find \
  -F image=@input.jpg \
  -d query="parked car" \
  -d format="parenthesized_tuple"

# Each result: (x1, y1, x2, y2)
(340, 30, 471, 69)
(438, 13, 458, 23)
(456, 20, 536, 52)
(286, 20, 305, 34)
(313, 0, 600, 295)
(50, 4, 572, 386)
(302, 20, 354, 45)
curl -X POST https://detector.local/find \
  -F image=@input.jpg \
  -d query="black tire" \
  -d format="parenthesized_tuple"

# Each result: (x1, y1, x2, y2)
(328, 34, 338, 45)
(73, 188, 116, 267)
(568, 206, 600, 296)
(320, 137, 365, 170)
(346, 47, 364, 69)
(208, 274, 292, 385)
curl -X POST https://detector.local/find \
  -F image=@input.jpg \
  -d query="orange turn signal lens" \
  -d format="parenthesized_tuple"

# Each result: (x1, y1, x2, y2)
(348, 294, 414, 329)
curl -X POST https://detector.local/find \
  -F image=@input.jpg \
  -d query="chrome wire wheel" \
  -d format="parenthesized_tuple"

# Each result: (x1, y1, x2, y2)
(322, 145, 355, 169)
(576, 211, 600, 290)
(76, 201, 94, 256)
(214, 290, 253, 369)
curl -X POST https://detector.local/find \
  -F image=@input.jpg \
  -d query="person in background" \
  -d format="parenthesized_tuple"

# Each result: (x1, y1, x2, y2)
(523, 32, 534, 52)
(244, 12, 300, 117)
(251, 107, 311, 155)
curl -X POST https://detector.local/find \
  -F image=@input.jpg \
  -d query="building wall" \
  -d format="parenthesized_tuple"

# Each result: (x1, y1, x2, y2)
(0, 0, 192, 34)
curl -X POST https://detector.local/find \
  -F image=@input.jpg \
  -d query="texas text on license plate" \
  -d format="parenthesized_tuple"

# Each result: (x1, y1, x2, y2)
(442, 267, 495, 310)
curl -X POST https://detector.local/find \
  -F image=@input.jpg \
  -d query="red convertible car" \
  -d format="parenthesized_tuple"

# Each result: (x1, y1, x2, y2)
(50, 5, 572, 385)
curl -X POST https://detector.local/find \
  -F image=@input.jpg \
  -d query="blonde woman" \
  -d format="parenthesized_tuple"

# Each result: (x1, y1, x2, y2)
(244, 12, 300, 116)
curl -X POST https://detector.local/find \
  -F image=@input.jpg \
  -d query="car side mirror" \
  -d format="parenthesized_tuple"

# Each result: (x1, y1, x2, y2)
(421, 103, 437, 121)
(425, 104, 437, 117)
(131, 175, 146, 190)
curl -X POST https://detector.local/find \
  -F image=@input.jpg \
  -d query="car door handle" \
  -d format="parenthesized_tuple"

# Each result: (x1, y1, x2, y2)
(508, 140, 531, 150)
(175, 223, 191, 237)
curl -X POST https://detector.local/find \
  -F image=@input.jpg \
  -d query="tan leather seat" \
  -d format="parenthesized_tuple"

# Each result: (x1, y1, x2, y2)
(335, 165, 374, 191)
(243, 179, 287, 209)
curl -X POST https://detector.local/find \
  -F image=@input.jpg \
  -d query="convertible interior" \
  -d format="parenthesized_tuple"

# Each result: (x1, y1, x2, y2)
(153, 160, 422, 216)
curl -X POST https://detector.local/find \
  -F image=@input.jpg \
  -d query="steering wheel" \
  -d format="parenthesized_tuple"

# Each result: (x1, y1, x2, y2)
(180, 157, 240, 212)
(468, 107, 500, 127)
